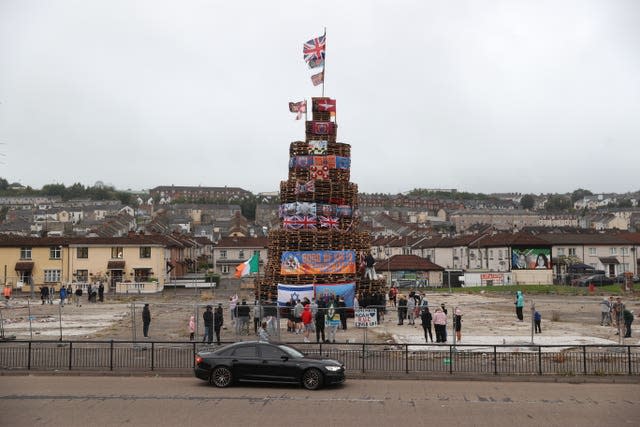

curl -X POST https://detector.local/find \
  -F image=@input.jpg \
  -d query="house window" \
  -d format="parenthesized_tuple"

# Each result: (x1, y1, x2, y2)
(111, 247, 123, 258)
(557, 248, 565, 256)
(588, 248, 596, 256)
(239, 250, 245, 259)
(76, 270, 88, 282)
(568, 248, 576, 256)
(610, 247, 617, 255)
(498, 250, 503, 259)
(20, 247, 32, 260)
(222, 265, 229, 274)
(489, 250, 494, 259)
(220, 250, 227, 260)
(77, 247, 89, 259)
(453, 248, 457, 256)
(50, 246, 61, 259)
(140, 247, 152, 258)
(44, 269, 61, 283)
(134, 268, 152, 282)
(621, 247, 629, 256)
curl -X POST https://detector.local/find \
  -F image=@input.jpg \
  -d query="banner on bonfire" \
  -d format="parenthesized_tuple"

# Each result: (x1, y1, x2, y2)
(315, 282, 356, 308)
(280, 250, 356, 275)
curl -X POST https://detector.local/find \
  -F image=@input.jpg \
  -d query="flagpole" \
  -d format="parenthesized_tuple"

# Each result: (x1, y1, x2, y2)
(322, 27, 327, 97)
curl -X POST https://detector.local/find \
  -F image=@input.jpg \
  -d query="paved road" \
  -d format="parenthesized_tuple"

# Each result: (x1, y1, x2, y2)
(0, 376, 637, 426)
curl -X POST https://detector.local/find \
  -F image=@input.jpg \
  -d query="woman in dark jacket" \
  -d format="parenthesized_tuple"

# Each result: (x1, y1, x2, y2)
(214, 304, 224, 345)
(420, 307, 433, 343)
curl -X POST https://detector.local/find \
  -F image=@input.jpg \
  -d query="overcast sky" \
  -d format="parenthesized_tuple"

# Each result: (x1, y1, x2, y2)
(0, 0, 638, 196)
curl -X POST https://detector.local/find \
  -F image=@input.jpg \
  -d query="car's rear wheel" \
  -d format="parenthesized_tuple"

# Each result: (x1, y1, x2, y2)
(210, 366, 233, 388)
(302, 368, 323, 390)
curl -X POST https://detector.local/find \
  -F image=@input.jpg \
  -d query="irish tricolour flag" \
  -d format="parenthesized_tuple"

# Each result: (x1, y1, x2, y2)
(234, 254, 259, 278)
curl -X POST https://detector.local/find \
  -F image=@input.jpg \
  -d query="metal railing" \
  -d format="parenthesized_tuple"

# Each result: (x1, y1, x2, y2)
(1, 340, 638, 376)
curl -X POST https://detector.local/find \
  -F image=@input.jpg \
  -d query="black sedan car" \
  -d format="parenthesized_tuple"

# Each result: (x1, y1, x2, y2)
(194, 341, 345, 390)
(576, 274, 615, 287)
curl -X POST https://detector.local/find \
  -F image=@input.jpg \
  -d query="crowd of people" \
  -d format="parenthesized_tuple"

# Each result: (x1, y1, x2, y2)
(136, 287, 636, 345)
(38, 283, 105, 307)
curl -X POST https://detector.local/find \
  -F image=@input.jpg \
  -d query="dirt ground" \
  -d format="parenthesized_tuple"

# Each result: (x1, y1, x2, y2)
(1, 288, 638, 346)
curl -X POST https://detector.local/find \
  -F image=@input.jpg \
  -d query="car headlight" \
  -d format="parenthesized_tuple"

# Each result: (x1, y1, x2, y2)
(325, 366, 342, 372)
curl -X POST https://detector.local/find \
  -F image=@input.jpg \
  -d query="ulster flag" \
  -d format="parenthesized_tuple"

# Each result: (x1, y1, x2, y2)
(315, 98, 336, 112)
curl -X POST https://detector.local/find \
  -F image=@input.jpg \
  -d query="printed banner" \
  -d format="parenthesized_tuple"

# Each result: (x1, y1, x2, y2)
(308, 140, 327, 154)
(315, 283, 356, 308)
(511, 248, 551, 270)
(310, 121, 334, 135)
(289, 155, 350, 170)
(277, 284, 314, 307)
(280, 250, 356, 275)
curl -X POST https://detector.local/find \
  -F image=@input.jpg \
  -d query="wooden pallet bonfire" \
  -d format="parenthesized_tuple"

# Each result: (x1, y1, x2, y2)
(255, 97, 386, 301)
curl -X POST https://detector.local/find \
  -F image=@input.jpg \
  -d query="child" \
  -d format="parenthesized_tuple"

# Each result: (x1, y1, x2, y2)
(534, 310, 542, 334)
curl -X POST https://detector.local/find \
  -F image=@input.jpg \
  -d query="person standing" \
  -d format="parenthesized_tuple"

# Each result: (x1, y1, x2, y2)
(258, 321, 270, 342)
(236, 299, 250, 335)
(202, 306, 213, 344)
(142, 304, 151, 338)
(397, 295, 407, 325)
(87, 284, 92, 303)
(534, 310, 542, 333)
(188, 315, 196, 341)
(74, 286, 82, 307)
(315, 299, 327, 343)
(600, 297, 611, 326)
(48, 286, 55, 304)
(363, 251, 376, 280)
(40, 285, 48, 305)
(293, 299, 304, 334)
(214, 303, 224, 345)
(454, 307, 463, 342)
(407, 294, 416, 326)
(433, 307, 447, 343)
(515, 291, 524, 321)
(623, 308, 634, 338)
(58, 285, 67, 307)
(229, 295, 238, 325)
(338, 296, 347, 330)
(98, 283, 105, 303)
(301, 303, 313, 343)
(420, 306, 434, 343)
(253, 301, 262, 334)
(388, 285, 398, 308)
(326, 296, 339, 343)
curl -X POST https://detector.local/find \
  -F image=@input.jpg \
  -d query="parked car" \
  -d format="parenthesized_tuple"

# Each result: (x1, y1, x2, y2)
(194, 341, 346, 390)
(576, 274, 615, 287)
(614, 273, 640, 284)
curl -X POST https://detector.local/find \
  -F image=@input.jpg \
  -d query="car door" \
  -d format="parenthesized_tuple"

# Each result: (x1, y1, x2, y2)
(257, 343, 297, 383)
(230, 344, 261, 381)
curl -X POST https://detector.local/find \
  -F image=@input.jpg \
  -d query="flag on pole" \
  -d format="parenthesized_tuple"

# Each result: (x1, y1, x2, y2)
(234, 254, 259, 278)
(288, 100, 307, 120)
(303, 35, 326, 65)
(311, 71, 324, 86)
(315, 98, 336, 112)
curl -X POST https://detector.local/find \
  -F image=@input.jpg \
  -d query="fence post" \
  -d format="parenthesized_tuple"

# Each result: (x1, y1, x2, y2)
(449, 345, 453, 375)
(361, 342, 365, 373)
(151, 342, 155, 371)
(110, 340, 114, 371)
(628, 345, 632, 375)
(193, 342, 196, 369)
(68, 341, 73, 370)
(538, 346, 542, 375)
(493, 345, 497, 375)
(28, 341, 32, 370)
(582, 346, 587, 375)
(405, 344, 409, 374)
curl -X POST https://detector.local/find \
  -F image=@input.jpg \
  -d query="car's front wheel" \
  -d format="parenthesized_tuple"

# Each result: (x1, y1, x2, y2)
(210, 366, 233, 388)
(302, 368, 323, 390)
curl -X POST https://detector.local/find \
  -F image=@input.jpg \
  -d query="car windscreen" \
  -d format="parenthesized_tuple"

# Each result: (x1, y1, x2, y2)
(277, 344, 304, 358)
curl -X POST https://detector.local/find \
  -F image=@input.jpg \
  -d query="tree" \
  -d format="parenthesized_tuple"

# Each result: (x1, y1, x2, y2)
(544, 195, 573, 212)
(520, 194, 535, 210)
(570, 188, 593, 204)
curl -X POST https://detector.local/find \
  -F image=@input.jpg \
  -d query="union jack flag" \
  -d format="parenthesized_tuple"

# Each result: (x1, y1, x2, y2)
(319, 216, 339, 229)
(303, 35, 326, 64)
(299, 215, 317, 229)
(294, 180, 315, 195)
(283, 216, 303, 229)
